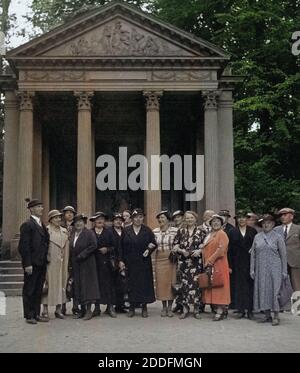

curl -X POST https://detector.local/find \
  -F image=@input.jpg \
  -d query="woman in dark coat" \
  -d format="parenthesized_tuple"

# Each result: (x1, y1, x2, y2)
(119, 208, 157, 318)
(231, 211, 257, 319)
(109, 213, 127, 313)
(91, 212, 117, 318)
(70, 214, 100, 321)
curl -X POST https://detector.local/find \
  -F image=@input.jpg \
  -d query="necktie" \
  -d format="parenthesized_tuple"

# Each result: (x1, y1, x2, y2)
(284, 225, 288, 240)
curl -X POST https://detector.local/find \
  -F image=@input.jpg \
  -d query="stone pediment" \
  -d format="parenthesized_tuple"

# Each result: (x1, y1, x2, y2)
(43, 17, 196, 58)
(7, 1, 229, 62)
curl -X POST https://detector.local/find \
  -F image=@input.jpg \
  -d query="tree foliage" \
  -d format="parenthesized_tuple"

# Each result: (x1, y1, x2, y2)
(27, 0, 300, 214)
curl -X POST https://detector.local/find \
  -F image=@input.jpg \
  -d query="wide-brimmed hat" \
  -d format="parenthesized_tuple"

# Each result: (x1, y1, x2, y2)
(72, 214, 88, 225)
(234, 210, 248, 219)
(89, 211, 108, 222)
(246, 212, 259, 220)
(131, 208, 145, 217)
(278, 208, 295, 216)
(172, 210, 184, 220)
(112, 213, 125, 222)
(62, 206, 77, 214)
(48, 210, 63, 222)
(219, 209, 231, 218)
(25, 198, 43, 209)
(258, 214, 275, 226)
(156, 210, 170, 220)
(209, 214, 226, 226)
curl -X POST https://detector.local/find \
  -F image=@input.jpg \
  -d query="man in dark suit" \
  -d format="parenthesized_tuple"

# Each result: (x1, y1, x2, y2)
(18, 198, 50, 324)
(274, 208, 300, 291)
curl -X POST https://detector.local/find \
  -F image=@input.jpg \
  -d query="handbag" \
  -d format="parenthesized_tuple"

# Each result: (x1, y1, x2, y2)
(198, 266, 224, 289)
(278, 276, 293, 308)
(168, 251, 178, 264)
(66, 276, 74, 300)
(172, 270, 183, 296)
(42, 280, 48, 296)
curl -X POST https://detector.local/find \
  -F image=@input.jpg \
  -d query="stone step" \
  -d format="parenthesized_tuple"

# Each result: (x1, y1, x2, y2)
(0, 274, 24, 283)
(0, 289, 22, 297)
(0, 261, 22, 268)
(0, 267, 23, 275)
(0, 282, 23, 290)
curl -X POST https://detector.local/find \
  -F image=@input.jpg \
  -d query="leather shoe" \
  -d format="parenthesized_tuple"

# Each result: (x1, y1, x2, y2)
(272, 318, 280, 326)
(83, 310, 93, 321)
(26, 318, 37, 325)
(36, 316, 49, 322)
(127, 309, 135, 318)
(55, 312, 65, 319)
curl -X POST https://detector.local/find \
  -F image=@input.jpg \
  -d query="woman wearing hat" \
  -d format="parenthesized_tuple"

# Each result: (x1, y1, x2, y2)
(41, 210, 70, 319)
(231, 211, 257, 320)
(110, 213, 127, 313)
(119, 208, 157, 318)
(70, 214, 100, 320)
(202, 214, 231, 321)
(172, 211, 206, 319)
(61, 206, 77, 235)
(90, 212, 117, 318)
(153, 211, 178, 317)
(250, 214, 288, 326)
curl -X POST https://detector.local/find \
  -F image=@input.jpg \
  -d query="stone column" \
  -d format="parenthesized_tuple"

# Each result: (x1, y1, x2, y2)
(75, 91, 94, 217)
(203, 90, 220, 213)
(143, 91, 163, 229)
(33, 115, 42, 200)
(42, 141, 50, 223)
(218, 90, 235, 219)
(16, 91, 35, 229)
(2, 90, 19, 253)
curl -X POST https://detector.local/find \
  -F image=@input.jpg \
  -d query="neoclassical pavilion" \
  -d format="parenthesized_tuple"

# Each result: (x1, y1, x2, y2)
(1, 1, 237, 256)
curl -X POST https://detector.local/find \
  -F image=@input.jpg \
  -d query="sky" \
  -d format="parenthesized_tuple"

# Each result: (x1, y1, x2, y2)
(8, 0, 33, 48)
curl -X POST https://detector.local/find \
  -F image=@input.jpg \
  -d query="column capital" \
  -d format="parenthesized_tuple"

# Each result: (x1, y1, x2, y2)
(17, 91, 35, 111)
(143, 91, 163, 112)
(74, 91, 94, 111)
(202, 90, 220, 110)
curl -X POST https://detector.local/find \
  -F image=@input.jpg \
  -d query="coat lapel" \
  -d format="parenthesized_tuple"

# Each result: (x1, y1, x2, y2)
(30, 217, 47, 237)
(286, 224, 297, 241)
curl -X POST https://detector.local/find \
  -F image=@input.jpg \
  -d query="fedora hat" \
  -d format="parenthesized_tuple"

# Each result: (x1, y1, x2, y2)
(25, 198, 43, 209)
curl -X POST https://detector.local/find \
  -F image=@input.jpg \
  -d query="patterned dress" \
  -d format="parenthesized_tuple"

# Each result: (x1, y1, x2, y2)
(250, 230, 287, 312)
(153, 226, 178, 301)
(173, 226, 206, 307)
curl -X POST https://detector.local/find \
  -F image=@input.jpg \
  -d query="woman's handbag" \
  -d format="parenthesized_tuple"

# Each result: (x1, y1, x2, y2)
(172, 271, 183, 296)
(198, 266, 224, 289)
(66, 276, 74, 300)
(278, 276, 293, 308)
(42, 280, 48, 296)
(168, 251, 178, 264)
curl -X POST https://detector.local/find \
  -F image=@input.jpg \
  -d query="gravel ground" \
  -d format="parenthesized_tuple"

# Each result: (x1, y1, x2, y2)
(0, 297, 299, 353)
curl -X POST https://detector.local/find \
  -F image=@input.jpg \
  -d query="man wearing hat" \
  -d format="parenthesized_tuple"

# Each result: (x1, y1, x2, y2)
(219, 210, 235, 238)
(18, 198, 50, 324)
(274, 208, 300, 291)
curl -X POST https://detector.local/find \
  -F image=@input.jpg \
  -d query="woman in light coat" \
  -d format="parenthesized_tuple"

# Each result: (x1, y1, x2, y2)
(42, 210, 70, 319)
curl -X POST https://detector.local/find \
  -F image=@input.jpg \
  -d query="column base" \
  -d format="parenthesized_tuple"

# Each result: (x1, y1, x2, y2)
(10, 234, 21, 261)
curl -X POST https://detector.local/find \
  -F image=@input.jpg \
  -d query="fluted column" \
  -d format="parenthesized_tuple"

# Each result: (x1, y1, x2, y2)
(143, 91, 163, 229)
(75, 91, 94, 217)
(218, 90, 235, 219)
(16, 91, 35, 229)
(2, 90, 19, 248)
(203, 90, 220, 213)
(42, 141, 50, 223)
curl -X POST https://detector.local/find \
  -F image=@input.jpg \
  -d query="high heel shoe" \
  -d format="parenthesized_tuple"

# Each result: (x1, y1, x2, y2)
(213, 313, 225, 321)
(55, 312, 64, 319)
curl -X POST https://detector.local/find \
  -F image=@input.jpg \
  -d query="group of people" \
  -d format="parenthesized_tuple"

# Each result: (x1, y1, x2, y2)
(18, 198, 299, 326)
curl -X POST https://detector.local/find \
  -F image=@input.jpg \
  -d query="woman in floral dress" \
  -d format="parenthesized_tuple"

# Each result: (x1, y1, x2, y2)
(173, 211, 206, 319)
